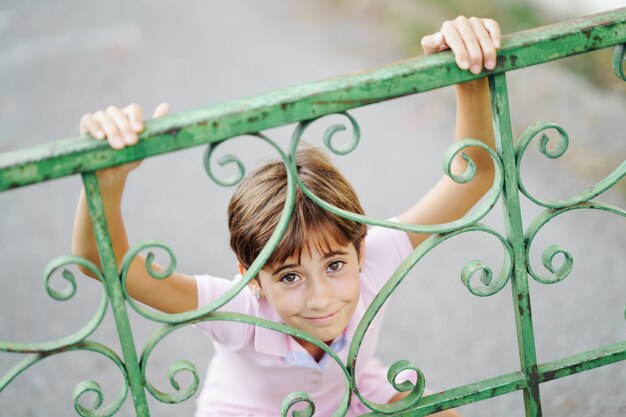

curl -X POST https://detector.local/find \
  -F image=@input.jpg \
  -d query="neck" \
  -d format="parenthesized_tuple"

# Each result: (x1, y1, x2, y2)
(295, 337, 331, 362)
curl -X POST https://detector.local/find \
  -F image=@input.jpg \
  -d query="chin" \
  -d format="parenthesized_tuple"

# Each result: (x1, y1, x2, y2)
(308, 325, 346, 343)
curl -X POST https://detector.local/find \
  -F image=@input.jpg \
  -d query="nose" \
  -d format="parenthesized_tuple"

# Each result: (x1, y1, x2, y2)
(305, 276, 333, 311)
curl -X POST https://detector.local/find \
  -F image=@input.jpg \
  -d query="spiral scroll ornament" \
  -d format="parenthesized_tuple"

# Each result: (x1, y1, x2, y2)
(515, 122, 626, 208)
(0, 256, 108, 354)
(119, 240, 184, 324)
(280, 391, 316, 417)
(203, 132, 285, 187)
(0, 341, 128, 417)
(70, 343, 129, 417)
(139, 324, 201, 405)
(525, 201, 626, 285)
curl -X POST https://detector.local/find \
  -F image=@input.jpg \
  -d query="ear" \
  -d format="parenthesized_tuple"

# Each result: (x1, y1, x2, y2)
(358, 241, 366, 270)
(239, 262, 263, 290)
(237, 262, 246, 277)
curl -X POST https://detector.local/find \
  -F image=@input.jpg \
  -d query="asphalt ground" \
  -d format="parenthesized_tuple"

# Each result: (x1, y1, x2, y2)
(0, 2, 625, 416)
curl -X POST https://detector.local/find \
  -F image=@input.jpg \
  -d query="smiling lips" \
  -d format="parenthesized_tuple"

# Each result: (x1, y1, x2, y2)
(302, 308, 342, 325)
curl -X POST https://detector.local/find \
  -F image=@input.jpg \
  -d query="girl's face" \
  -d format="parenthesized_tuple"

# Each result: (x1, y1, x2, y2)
(256, 237, 363, 343)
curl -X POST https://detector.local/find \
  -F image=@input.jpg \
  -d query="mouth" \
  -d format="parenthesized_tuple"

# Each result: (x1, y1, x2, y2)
(301, 307, 343, 325)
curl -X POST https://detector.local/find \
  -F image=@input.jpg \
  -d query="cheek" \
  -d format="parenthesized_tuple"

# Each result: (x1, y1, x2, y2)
(335, 274, 360, 302)
(266, 287, 305, 317)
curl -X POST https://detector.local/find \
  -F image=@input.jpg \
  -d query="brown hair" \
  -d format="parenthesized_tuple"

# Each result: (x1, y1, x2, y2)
(228, 147, 367, 270)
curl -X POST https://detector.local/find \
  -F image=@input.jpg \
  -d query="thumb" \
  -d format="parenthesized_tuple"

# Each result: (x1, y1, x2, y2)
(421, 31, 447, 54)
(152, 102, 170, 118)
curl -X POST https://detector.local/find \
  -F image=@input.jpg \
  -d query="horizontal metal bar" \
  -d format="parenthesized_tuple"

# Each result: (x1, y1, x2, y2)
(362, 341, 626, 416)
(1, 8, 625, 192)
(538, 340, 626, 383)
(362, 371, 528, 416)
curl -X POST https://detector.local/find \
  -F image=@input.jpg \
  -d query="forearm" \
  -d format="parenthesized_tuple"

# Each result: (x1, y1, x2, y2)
(71, 174, 131, 278)
(453, 77, 496, 185)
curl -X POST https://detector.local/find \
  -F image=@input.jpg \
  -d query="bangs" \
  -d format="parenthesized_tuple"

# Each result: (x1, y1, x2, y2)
(265, 201, 356, 269)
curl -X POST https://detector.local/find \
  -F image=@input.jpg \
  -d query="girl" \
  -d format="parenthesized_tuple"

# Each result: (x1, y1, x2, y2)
(73, 16, 500, 417)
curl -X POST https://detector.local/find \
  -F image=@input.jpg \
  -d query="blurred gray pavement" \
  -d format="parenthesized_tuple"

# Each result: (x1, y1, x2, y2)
(0, 1, 625, 416)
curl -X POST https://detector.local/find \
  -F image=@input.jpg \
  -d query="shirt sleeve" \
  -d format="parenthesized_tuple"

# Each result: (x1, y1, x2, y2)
(361, 218, 414, 294)
(193, 274, 255, 350)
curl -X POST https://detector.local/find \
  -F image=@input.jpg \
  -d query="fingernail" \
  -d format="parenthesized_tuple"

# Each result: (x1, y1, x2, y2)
(459, 60, 469, 70)
(433, 32, 443, 43)
(96, 130, 105, 139)
(485, 60, 494, 70)
(112, 138, 124, 149)
(126, 134, 136, 144)
(471, 64, 481, 74)
(133, 123, 143, 131)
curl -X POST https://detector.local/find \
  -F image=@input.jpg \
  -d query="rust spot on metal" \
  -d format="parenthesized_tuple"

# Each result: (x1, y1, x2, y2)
(212, 121, 219, 128)
(510, 54, 518, 67)
(543, 369, 557, 381)
(165, 127, 181, 137)
(281, 103, 289, 111)
(581, 28, 592, 39)
(196, 120, 208, 127)
(496, 55, 507, 68)
(248, 116, 258, 123)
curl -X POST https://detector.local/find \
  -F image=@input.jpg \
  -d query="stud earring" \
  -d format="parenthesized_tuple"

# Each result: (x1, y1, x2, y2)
(256, 292, 263, 300)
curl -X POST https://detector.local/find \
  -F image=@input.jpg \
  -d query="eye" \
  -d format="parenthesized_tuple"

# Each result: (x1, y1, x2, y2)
(327, 260, 345, 273)
(280, 273, 301, 284)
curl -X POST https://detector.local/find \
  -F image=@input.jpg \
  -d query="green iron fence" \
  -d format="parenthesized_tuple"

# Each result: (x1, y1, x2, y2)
(1, 7, 625, 417)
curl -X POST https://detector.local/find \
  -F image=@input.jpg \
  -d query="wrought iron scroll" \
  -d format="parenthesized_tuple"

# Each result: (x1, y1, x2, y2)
(0, 256, 127, 417)
(515, 122, 626, 208)
(525, 202, 626, 285)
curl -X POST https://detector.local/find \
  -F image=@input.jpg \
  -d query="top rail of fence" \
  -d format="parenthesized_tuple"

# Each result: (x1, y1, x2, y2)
(0, 7, 625, 192)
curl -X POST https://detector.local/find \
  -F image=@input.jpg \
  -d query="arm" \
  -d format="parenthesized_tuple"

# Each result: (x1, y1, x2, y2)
(398, 16, 500, 248)
(72, 103, 198, 314)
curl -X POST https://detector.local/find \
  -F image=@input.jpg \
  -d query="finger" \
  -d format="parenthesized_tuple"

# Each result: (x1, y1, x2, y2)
(106, 105, 137, 147)
(123, 103, 144, 132)
(470, 17, 497, 70)
(441, 20, 469, 70)
(453, 16, 484, 74)
(93, 111, 124, 149)
(483, 18, 501, 49)
(420, 32, 447, 55)
(152, 102, 170, 118)
(80, 113, 105, 139)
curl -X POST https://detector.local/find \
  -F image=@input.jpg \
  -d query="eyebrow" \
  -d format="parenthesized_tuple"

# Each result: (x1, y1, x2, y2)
(271, 250, 349, 275)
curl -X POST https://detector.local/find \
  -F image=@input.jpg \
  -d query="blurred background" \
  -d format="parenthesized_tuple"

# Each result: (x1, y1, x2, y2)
(1, 1, 625, 416)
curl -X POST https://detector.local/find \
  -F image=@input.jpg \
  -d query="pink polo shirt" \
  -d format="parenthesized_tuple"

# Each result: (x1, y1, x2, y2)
(194, 222, 414, 416)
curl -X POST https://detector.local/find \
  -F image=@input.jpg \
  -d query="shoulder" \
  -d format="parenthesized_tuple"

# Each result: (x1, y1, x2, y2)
(363, 218, 413, 265)
(195, 274, 249, 306)
(361, 218, 413, 294)
(194, 274, 257, 350)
